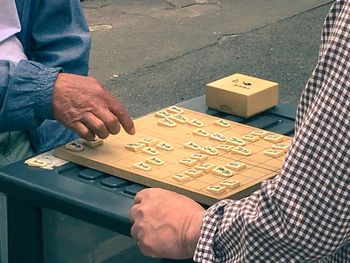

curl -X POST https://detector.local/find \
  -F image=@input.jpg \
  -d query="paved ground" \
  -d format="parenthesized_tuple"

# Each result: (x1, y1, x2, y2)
(44, 1, 335, 262)
(83, 0, 332, 118)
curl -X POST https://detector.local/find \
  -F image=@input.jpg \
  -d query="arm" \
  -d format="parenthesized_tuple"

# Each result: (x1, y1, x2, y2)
(26, 0, 134, 152)
(0, 0, 91, 150)
(28, 0, 91, 152)
(0, 59, 60, 132)
(0, 0, 62, 131)
(0, 58, 135, 153)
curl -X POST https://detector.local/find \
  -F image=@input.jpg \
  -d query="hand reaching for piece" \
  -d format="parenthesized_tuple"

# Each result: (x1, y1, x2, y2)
(52, 73, 135, 140)
(129, 188, 205, 259)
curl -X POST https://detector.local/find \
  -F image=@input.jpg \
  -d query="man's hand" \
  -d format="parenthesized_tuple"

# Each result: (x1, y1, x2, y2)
(52, 73, 135, 140)
(129, 188, 205, 259)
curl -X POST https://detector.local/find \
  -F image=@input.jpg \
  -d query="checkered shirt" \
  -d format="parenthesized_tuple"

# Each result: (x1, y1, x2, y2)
(194, 1, 350, 262)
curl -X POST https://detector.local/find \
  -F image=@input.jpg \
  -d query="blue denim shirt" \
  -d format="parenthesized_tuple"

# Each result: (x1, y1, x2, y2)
(0, 0, 91, 153)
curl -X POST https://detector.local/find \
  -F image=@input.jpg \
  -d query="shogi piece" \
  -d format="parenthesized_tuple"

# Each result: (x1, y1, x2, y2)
(172, 174, 191, 182)
(206, 185, 226, 195)
(205, 73, 279, 117)
(220, 180, 240, 189)
(82, 138, 104, 148)
(226, 161, 246, 171)
(195, 163, 215, 172)
(179, 158, 198, 167)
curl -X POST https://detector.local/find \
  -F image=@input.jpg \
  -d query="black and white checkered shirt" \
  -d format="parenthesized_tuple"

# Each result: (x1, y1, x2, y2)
(194, 1, 350, 262)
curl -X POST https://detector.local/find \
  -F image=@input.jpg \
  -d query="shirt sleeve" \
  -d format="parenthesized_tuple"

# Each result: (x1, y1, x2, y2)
(27, 0, 91, 152)
(194, 2, 350, 262)
(29, 0, 91, 75)
(0, 59, 61, 131)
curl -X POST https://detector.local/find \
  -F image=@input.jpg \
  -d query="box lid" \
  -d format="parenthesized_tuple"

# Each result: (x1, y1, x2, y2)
(207, 73, 278, 96)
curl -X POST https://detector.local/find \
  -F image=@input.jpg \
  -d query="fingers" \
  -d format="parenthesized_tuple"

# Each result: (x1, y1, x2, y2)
(105, 115, 121, 135)
(83, 92, 135, 136)
(134, 191, 144, 204)
(129, 204, 144, 245)
(129, 190, 147, 229)
(81, 112, 109, 139)
(117, 110, 135, 135)
(107, 96, 135, 135)
(86, 109, 121, 137)
(138, 242, 160, 259)
(130, 224, 159, 258)
(130, 219, 139, 239)
(73, 109, 127, 140)
(53, 73, 135, 138)
(129, 204, 159, 259)
(70, 121, 95, 141)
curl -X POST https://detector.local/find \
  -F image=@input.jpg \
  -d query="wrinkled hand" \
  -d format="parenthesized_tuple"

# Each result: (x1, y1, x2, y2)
(52, 73, 135, 140)
(129, 188, 205, 259)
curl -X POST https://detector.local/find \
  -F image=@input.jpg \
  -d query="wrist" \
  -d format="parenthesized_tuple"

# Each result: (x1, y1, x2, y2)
(36, 66, 62, 120)
(183, 209, 206, 258)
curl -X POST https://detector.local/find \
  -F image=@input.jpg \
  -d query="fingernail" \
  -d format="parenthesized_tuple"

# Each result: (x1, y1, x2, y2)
(130, 126, 136, 135)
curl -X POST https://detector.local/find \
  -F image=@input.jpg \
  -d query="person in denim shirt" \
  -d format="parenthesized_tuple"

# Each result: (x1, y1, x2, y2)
(0, 1, 135, 261)
(0, 0, 135, 166)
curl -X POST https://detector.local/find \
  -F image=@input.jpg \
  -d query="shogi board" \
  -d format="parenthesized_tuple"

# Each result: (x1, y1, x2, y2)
(53, 106, 291, 205)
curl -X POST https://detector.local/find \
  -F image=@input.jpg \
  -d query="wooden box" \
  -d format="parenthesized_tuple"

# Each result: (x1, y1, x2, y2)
(205, 73, 279, 117)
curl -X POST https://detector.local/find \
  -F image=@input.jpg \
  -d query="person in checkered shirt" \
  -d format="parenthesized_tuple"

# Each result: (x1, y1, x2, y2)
(129, 1, 350, 262)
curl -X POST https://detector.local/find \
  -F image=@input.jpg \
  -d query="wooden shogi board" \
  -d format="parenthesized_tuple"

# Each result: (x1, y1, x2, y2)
(53, 106, 291, 205)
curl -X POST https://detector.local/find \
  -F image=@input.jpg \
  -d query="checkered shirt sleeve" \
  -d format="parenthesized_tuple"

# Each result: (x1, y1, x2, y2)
(193, 1, 350, 262)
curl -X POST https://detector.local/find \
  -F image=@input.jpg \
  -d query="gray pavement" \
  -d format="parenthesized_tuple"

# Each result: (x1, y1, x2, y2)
(84, 0, 332, 117)
(44, 1, 335, 263)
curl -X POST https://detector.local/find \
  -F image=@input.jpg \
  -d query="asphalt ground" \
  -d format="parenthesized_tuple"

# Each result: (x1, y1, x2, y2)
(84, 0, 332, 118)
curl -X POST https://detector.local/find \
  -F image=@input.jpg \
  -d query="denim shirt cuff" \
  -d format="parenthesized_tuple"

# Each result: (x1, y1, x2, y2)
(35, 66, 62, 120)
